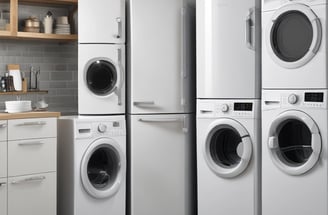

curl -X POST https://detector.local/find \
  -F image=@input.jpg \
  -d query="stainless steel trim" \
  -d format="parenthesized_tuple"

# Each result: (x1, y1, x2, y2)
(11, 176, 46, 184)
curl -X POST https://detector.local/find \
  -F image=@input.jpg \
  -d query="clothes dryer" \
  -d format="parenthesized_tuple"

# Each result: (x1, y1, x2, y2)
(78, 44, 125, 115)
(57, 115, 126, 215)
(262, 89, 327, 215)
(197, 99, 261, 215)
(262, 0, 327, 89)
(197, 0, 261, 99)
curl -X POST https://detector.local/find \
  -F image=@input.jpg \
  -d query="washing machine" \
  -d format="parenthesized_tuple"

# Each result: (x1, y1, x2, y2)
(78, 44, 125, 115)
(262, 89, 328, 215)
(197, 99, 261, 215)
(57, 115, 126, 215)
(262, 0, 327, 89)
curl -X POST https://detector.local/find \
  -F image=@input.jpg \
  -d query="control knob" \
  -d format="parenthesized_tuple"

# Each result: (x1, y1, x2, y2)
(221, 104, 229, 112)
(98, 124, 107, 133)
(288, 94, 298, 104)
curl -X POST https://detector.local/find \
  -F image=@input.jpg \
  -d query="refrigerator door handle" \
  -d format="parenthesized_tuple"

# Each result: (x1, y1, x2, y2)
(245, 7, 255, 50)
(115, 17, 122, 39)
(138, 116, 188, 133)
(180, 7, 187, 107)
(133, 101, 155, 106)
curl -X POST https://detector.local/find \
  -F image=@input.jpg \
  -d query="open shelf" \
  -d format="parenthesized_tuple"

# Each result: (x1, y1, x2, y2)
(0, 90, 48, 95)
(17, 32, 77, 41)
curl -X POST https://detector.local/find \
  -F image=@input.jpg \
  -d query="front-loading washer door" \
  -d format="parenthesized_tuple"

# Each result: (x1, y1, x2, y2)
(204, 118, 253, 178)
(80, 138, 126, 199)
(268, 110, 321, 176)
(267, 4, 322, 68)
(85, 58, 120, 96)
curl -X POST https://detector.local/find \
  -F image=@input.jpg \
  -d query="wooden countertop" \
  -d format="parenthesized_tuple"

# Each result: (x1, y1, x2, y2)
(0, 111, 61, 120)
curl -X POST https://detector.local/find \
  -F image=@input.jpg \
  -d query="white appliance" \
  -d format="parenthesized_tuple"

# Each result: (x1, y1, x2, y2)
(78, 44, 125, 115)
(127, 0, 195, 114)
(79, 0, 125, 44)
(197, 99, 261, 215)
(57, 116, 126, 215)
(262, 89, 327, 215)
(127, 1, 196, 214)
(262, 0, 327, 89)
(196, 0, 261, 99)
(129, 114, 195, 215)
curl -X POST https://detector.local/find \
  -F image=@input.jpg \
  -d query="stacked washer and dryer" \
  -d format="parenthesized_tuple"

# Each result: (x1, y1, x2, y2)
(196, 0, 261, 215)
(57, 1, 127, 215)
(262, 0, 328, 215)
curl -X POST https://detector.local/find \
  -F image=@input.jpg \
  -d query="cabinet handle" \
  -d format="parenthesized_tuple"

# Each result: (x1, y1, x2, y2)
(200, 109, 213, 113)
(0, 123, 6, 128)
(115, 17, 122, 39)
(16, 121, 47, 126)
(18, 141, 45, 146)
(11, 176, 46, 184)
(133, 101, 155, 106)
(0, 182, 6, 187)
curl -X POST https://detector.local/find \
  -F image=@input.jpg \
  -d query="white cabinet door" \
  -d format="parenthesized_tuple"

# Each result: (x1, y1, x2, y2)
(8, 138, 56, 177)
(129, 114, 194, 215)
(128, 0, 195, 114)
(8, 172, 56, 215)
(0, 178, 7, 215)
(79, 0, 125, 44)
(8, 118, 56, 140)
(197, 0, 260, 99)
(0, 141, 7, 179)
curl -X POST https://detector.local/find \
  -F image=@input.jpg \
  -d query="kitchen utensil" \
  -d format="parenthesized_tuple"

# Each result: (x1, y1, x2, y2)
(7, 64, 22, 91)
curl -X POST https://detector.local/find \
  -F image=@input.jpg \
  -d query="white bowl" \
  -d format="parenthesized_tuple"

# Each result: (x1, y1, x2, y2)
(5, 100, 32, 113)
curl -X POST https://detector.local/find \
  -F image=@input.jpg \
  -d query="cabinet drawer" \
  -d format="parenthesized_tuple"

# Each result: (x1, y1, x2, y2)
(8, 118, 57, 140)
(8, 172, 56, 215)
(0, 120, 7, 141)
(0, 141, 7, 178)
(0, 178, 7, 215)
(8, 138, 56, 177)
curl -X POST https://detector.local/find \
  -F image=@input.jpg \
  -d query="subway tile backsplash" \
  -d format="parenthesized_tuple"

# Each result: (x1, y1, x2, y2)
(0, 40, 78, 115)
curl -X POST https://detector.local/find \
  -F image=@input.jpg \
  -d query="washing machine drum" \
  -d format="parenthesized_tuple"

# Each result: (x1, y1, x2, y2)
(204, 119, 253, 178)
(85, 59, 119, 96)
(267, 4, 322, 68)
(268, 110, 322, 176)
(81, 138, 126, 199)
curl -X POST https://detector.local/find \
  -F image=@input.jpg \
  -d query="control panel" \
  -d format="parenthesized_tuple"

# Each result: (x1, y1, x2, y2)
(262, 90, 328, 110)
(197, 99, 260, 118)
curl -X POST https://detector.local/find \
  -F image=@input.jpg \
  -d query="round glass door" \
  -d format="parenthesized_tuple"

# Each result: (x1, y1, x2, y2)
(204, 119, 252, 178)
(267, 4, 321, 68)
(268, 111, 321, 175)
(85, 59, 118, 96)
(81, 138, 126, 199)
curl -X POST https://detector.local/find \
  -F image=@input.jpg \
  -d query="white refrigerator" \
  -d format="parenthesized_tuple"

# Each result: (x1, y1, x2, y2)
(127, 0, 196, 214)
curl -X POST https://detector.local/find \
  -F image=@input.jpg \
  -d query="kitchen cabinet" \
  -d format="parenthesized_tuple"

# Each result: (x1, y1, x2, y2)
(0, 0, 77, 41)
(0, 117, 57, 215)
(0, 121, 7, 179)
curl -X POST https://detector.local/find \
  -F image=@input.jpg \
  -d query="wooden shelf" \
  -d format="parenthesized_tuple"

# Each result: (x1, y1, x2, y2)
(17, 32, 77, 41)
(0, 90, 48, 95)
(19, 0, 77, 5)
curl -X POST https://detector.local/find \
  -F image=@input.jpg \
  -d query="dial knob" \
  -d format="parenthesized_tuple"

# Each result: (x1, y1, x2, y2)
(288, 94, 298, 104)
(221, 104, 229, 112)
(98, 124, 107, 133)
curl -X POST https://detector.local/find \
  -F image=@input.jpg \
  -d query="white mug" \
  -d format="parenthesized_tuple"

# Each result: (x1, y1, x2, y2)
(43, 16, 53, 34)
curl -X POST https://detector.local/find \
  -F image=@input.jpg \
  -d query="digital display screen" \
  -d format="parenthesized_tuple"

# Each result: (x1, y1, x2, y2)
(304, 93, 324, 102)
(234, 103, 253, 111)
